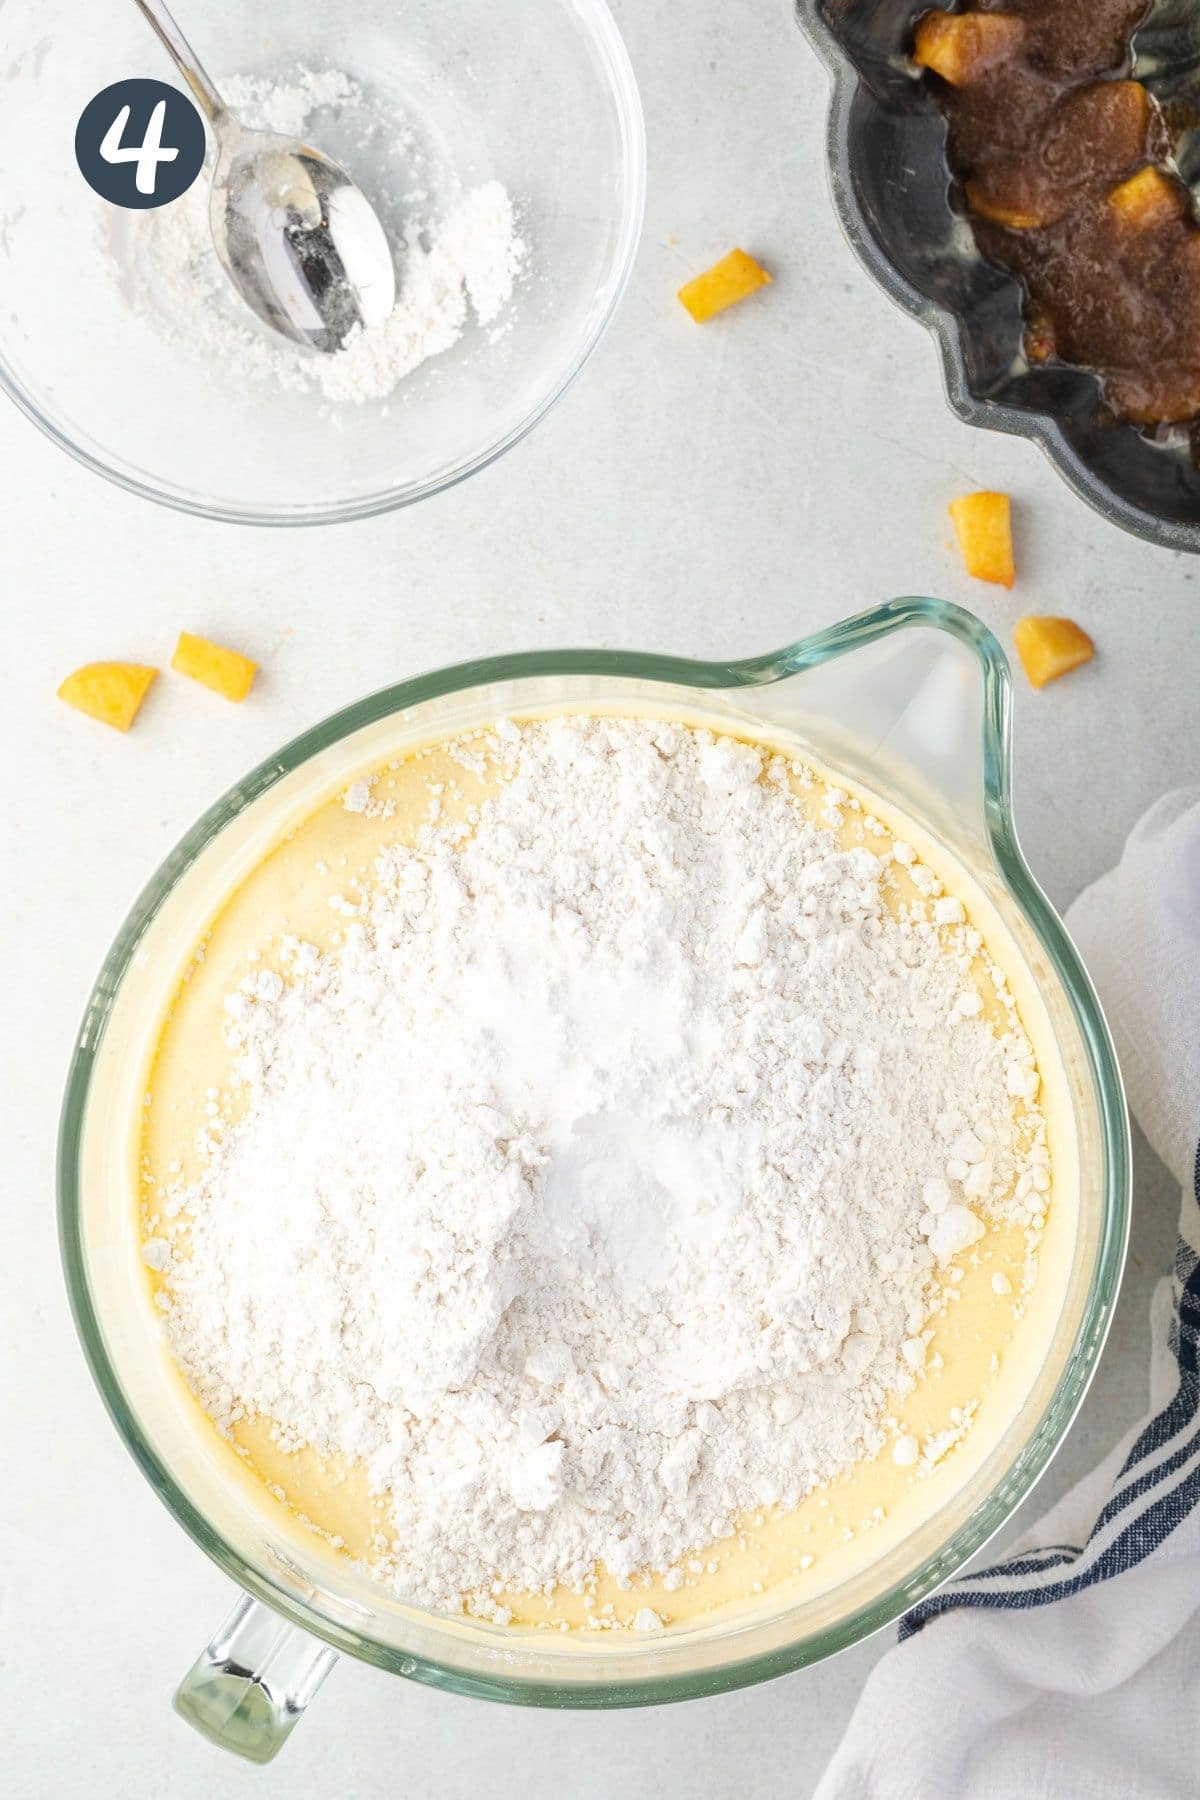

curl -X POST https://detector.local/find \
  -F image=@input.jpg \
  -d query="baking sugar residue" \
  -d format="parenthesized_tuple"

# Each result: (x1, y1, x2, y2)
(145, 718, 1049, 1619)
(103, 68, 526, 405)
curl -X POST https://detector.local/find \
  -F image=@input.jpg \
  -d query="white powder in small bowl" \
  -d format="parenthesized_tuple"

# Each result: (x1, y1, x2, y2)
(102, 67, 526, 406)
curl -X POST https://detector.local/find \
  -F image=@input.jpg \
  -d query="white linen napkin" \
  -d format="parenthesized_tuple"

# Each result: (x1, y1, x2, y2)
(817, 788, 1200, 1800)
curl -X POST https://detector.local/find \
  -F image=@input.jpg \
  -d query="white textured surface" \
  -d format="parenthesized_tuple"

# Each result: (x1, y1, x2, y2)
(0, 0, 1195, 1793)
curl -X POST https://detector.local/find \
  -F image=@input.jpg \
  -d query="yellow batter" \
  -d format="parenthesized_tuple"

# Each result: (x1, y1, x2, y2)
(137, 712, 1075, 1634)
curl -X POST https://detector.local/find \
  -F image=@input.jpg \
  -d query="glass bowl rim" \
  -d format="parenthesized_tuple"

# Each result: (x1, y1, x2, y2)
(58, 596, 1130, 1705)
(0, 0, 646, 529)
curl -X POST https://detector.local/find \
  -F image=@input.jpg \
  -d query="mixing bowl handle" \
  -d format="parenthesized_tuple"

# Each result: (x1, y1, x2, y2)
(173, 1592, 338, 1764)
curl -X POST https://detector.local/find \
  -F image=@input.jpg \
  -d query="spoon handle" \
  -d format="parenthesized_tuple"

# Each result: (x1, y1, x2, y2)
(130, 0, 226, 123)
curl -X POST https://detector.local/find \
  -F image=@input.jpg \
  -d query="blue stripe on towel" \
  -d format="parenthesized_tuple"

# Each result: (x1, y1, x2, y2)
(898, 1140, 1200, 1643)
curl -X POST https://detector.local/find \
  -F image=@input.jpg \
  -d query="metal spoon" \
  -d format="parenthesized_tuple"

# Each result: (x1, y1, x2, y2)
(132, 0, 396, 351)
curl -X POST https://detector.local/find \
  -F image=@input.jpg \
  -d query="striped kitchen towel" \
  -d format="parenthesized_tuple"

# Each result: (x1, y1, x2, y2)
(818, 789, 1200, 1800)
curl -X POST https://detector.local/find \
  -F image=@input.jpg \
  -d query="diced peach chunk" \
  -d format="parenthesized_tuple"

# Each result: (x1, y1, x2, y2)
(1108, 165, 1185, 229)
(1013, 616, 1095, 688)
(969, 83, 1153, 232)
(171, 631, 258, 701)
(678, 249, 772, 323)
(57, 662, 158, 732)
(948, 491, 1015, 587)
(913, 12, 1024, 85)
(965, 181, 1053, 230)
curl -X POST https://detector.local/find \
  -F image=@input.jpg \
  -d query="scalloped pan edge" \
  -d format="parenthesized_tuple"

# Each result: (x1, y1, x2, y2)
(795, 0, 1200, 551)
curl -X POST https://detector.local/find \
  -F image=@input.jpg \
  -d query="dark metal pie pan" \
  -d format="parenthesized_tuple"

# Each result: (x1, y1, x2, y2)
(795, 0, 1200, 549)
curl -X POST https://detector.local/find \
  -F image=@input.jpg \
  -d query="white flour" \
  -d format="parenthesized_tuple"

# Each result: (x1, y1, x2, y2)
(148, 718, 1048, 1617)
(104, 69, 526, 405)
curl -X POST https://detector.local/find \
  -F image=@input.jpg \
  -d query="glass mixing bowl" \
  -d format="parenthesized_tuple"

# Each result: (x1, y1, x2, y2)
(59, 599, 1128, 1762)
(0, 0, 643, 525)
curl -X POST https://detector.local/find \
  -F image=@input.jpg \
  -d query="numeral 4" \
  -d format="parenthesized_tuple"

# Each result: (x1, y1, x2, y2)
(100, 99, 179, 197)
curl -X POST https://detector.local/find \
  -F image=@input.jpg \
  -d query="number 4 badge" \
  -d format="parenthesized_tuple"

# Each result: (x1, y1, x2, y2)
(76, 78, 206, 209)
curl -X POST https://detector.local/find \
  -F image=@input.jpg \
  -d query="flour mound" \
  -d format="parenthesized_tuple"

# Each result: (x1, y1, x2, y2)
(155, 718, 1046, 1614)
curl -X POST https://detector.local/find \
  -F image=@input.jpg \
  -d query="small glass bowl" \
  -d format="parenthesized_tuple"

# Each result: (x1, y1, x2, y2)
(59, 600, 1129, 1761)
(0, 0, 644, 525)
